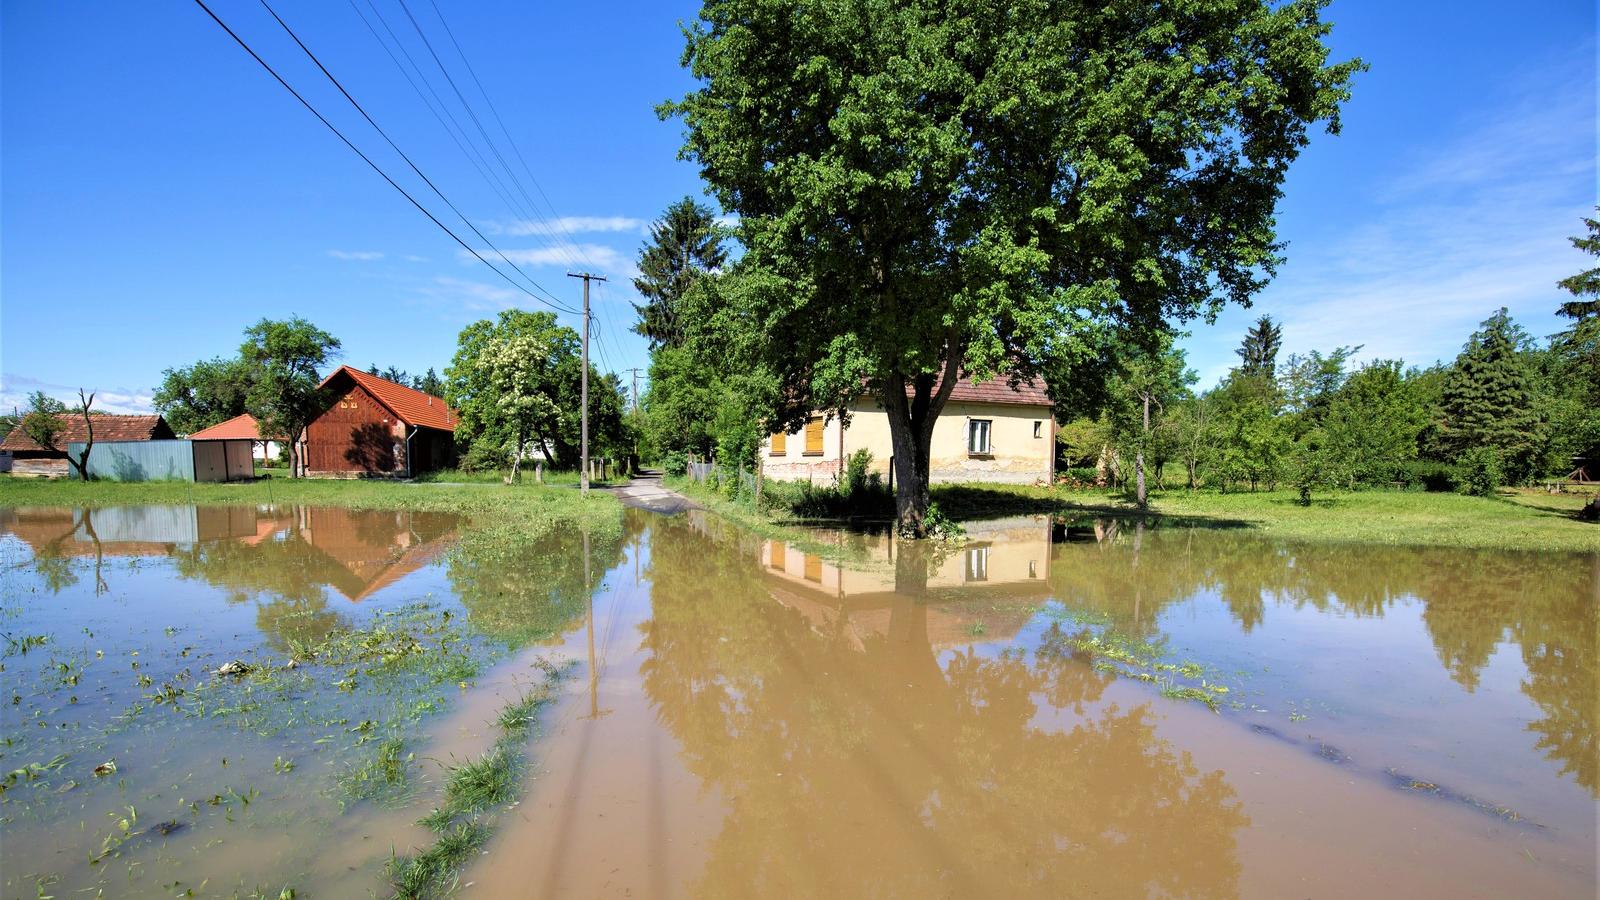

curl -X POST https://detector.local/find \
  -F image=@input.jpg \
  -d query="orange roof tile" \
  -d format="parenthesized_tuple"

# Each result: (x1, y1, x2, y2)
(188, 413, 284, 441)
(320, 366, 458, 431)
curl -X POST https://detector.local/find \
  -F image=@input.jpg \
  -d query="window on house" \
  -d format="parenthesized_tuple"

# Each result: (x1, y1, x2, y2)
(968, 419, 992, 455)
(1033, 420, 1043, 439)
(1028, 560, 1038, 579)
(964, 546, 990, 582)
(803, 417, 825, 456)
(770, 430, 787, 456)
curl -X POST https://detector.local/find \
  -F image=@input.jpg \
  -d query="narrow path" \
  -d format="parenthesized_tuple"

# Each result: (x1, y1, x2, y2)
(602, 470, 698, 514)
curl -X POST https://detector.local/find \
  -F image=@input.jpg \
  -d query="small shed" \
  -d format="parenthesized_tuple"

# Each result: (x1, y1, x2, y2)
(189, 413, 285, 463)
(1, 414, 176, 477)
(66, 439, 255, 482)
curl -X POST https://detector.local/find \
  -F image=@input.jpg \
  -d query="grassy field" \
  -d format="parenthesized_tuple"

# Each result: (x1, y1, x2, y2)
(935, 484, 1599, 553)
(0, 473, 622, 539)
(666, 473, 1598, 553)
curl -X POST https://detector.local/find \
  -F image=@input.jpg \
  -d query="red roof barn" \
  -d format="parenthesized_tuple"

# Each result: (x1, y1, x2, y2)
(302, 367, 458, 477)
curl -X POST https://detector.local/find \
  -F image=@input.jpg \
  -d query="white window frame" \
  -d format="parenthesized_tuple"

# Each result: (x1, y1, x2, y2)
(968, 419, 992, 455)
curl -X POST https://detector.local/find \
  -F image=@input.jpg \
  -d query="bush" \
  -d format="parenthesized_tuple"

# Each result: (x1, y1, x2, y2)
(1397, 459, 1456, 492)
(460, 437, 510, 473)
(660, 450, 689, 477)
(1454, 448, 1504, 497)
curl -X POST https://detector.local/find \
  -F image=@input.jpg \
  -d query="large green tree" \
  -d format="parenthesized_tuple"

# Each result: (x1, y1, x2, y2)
(632, 197, 730, 350)
(1235, 315, 1285, 378)
(240, 317, 341, 478)
(153, 356, 256, 435)
(1436, 308, 1543, 482)
(1106, 335, 1195, 507)
(665, 0, 1359, 533)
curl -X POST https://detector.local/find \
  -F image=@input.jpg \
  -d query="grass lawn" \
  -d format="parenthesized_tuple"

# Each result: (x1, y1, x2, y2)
(931, 483, 1599, 553)
(0, 473, 622, 539)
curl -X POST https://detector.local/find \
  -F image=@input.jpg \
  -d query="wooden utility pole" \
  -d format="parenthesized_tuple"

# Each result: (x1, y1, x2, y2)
(567, 272, 607, 495)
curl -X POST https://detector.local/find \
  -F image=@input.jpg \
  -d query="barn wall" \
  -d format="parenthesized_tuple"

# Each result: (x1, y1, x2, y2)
(305, 381, 405, 476)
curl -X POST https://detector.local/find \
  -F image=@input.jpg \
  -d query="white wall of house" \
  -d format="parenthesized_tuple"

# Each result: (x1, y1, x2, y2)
(761, 397, 1054, 485)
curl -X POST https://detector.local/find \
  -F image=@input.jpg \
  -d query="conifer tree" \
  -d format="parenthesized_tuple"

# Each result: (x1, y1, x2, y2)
(1437, 308, 1542, 481)
(1235, 316, 1283, 377)
(632, 197, 729, 350)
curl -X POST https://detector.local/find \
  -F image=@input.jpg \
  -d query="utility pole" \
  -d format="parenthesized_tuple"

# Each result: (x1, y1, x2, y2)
(626, 368, 643, 412)
(567, 271, 607, 494)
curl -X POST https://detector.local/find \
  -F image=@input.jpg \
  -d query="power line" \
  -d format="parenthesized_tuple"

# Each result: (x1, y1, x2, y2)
(191, 0, 576, 315)
(394, 0, 584, 273)
(258, 0, 577, 314)
(423, 0, 599, 274)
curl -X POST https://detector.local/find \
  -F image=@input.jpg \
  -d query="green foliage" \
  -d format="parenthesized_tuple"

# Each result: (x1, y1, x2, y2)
(1436, 309, 1544, 483)
(1235, 316, 1284, 378)
(663, 0, 1359, 531)
(632, 197, 730, 349)
(1555, 207, 1600, 320)
(240, 317, 341, 477)
(1454, 447, 1504, 497)
(153, 356, 256, 434)
(20, 391, 67, 452)
(660, 450, 689, 477)
(446, 310, 630, 470)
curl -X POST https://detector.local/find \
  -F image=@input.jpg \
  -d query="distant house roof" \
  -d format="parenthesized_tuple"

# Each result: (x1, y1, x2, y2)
(0, 414, 175, 453)
(319, 366, 458, 432)
(877, 372, 1049, 408)
(189, 413, 283, 441)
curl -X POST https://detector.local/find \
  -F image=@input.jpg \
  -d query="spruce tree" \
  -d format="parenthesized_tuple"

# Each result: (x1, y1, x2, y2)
(1235, 315, 1283, 377)
(1437, 308, 1542, 481)
(631, 197, 729, 349)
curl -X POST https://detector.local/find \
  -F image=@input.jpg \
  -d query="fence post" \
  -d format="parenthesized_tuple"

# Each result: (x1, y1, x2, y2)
(755, 453, 764, 507)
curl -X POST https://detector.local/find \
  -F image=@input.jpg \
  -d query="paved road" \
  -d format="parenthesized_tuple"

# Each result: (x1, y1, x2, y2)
(602, 472, 698, 514)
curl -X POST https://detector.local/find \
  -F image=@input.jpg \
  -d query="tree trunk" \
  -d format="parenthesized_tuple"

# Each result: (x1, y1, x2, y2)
(881, 349, 962, 537)
(509, 429, 524, 483)
(1136, 393, 1150, 508)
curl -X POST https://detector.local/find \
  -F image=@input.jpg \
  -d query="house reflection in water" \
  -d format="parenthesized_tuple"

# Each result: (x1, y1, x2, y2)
(754, 515, 1053, 652)
(1, 505, 459, 602)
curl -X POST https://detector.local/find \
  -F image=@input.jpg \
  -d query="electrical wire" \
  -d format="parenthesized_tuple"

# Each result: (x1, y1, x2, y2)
(191, 0, 576, 314)
(259, 0, 577, 314)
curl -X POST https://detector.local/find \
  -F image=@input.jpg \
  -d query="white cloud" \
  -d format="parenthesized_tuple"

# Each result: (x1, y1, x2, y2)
(458, 243, 638, 281)
(486, 216, 646, 238)
(1190, 49, 1593, 387)
(0, 373, 155, 415)
(328, 250, 385, 261)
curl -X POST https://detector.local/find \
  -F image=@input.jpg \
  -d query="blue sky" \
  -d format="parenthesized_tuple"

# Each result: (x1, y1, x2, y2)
(2, 1, 1594, 414)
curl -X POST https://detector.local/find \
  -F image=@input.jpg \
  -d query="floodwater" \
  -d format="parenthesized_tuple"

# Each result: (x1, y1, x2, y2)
(2, 504, 1596, 898)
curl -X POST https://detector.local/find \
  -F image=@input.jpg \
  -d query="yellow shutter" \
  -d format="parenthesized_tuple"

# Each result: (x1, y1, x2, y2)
(771, 430, 787, 455)
(769, 542, 786, 569)
(804, 417, 824, 455)
(803, 553, 823, 582)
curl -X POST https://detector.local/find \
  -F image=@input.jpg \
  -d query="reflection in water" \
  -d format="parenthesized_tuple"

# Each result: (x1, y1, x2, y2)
(637, 514, 1248, 897)
(1039, 522, 1598, 796)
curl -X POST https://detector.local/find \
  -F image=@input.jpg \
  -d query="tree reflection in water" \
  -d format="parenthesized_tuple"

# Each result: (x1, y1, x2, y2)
(638, 516, 1248, 898)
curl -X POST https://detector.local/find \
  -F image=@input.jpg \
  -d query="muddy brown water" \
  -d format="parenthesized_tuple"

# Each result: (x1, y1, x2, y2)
(1, 503, 1595, 898)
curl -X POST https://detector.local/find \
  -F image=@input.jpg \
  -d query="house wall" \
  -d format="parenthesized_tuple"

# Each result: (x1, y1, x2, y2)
(304, 382, 407, 476)
(761, 397, 1054, 485)
(12, 453, 67, 477)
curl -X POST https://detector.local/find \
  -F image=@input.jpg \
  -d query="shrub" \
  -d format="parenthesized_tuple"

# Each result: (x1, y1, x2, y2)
(1454, 447, 1504, 496)
(660, 450, 689, 477)
(1397, 459, 1456, 492)
(460, 437, 510, 473)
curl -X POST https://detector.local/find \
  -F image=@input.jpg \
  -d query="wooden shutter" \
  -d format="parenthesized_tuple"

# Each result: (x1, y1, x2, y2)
(769, 542, 786, 569)
(804, 417, 824, 455)
(770, 430, 787, 455)
(803, 553, 823, 582)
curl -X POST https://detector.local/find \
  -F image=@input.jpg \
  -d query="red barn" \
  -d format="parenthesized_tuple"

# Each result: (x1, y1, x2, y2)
(302, 367, 458, 477)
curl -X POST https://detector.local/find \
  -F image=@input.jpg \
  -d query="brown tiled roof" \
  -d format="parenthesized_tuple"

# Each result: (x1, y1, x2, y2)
(189, 413, 284, 441)
(320, 367, 458, 432)
(0, 414, 173, 452)
(941, 372, 1050, 406)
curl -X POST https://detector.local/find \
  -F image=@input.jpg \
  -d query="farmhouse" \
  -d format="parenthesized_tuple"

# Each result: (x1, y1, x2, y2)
(189, 413, 286, 464)
(0, 414, 175, 477)
(302, 366, 458, 477)
(761, 373, 1055, 485)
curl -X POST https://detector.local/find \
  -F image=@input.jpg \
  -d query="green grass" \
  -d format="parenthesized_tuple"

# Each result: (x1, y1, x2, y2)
(411, 467, 615, 487)
(387, 821, 490, 900)
(932, 484, 1599, 553)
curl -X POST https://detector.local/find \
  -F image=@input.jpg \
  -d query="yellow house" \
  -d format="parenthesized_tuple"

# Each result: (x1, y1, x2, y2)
(761, 373, 1054, 484)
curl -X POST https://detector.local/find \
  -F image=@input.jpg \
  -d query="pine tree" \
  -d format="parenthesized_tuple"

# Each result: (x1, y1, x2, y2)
(1555, 208, 1599, 321)
(1235, 315, 1283, 377)
(632, 198, 729, 349)
(1437, 308, 1543, 481)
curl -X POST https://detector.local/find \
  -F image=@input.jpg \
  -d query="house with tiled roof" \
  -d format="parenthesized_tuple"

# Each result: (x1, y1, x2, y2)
(0, 414, 175, 477)
(302, 366, 458, 477)
(761, 372, 1055, 485)
(189, 414, 287, 463)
